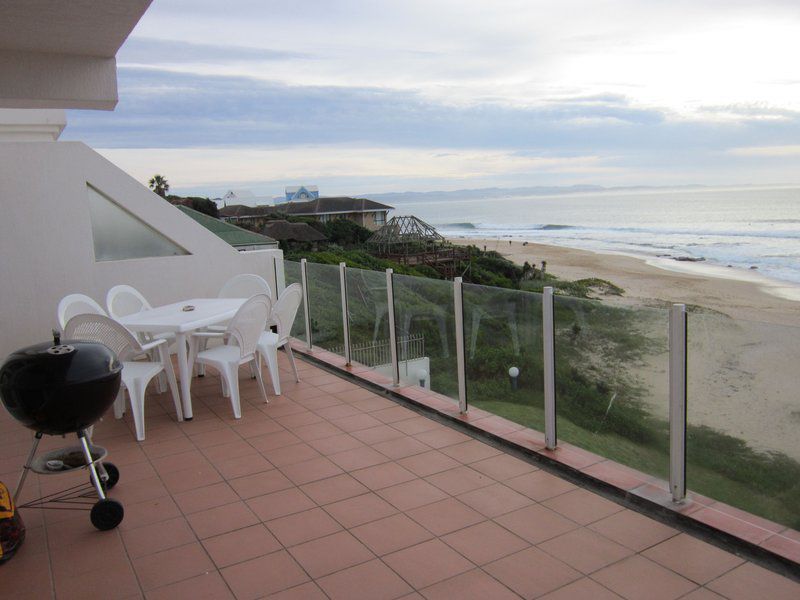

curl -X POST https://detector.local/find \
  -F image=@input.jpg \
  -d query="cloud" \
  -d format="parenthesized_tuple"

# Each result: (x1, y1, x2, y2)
(119, 37, 310, 65)
(728, 145, 800, 157)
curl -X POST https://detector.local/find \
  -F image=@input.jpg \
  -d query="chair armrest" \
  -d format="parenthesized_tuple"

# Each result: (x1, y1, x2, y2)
(140, 338, 167, 352)
(191, 332, 226, 339)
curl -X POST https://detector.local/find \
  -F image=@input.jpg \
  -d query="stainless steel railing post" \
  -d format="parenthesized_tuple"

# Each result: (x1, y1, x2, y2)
(669, 303, 688, 502)
(386, 269, 400, 386)
(339, 262, 352, 365)
(454, 277, 468, 413)
(300, 259, 312, 351)
(543, 286, 557, 449)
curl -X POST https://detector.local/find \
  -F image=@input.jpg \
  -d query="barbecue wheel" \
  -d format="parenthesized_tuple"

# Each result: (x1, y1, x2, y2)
(97, 462, 120, 490)
(90, 499, 124, 530)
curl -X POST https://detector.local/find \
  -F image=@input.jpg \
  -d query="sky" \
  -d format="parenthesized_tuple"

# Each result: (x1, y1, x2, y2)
(62, 0, 800, 197)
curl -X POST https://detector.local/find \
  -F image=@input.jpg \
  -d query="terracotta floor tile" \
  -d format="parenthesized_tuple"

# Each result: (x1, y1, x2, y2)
(495, 503, 579, 544)
(307, 432, 365, 454)
(289, 530, 374, 578)
(119, 495, 183, 531)
(407, 497, 485, 536)
(203, 524, 282, 568)
(300, 472, 370, 505)
(350, 513, 434, 555)
(352, 462, 417, 490)
(259, 442, 321, 467)
(246, 487, 317, 521)
(274, 410, 324, 429)
(457, 482, 533, 518)
(280, 455, 344, 485)
(542, 488, 624, 525)
(469, 453, 538, 480)
(370, 405, 418, 424)
(133, 542, 215, 591)
(264, 581, 328, 600)
(145, 571, 234, 600)
(324, 492, 397, 528)
(420, 568, 521, 600)
(328, 445, 390, 471)
(706, 561, 800, 600)
(377, 478, 449, 511)
(504, 469, 577, 501)
(173, 482, 241, 514)
(691, 507, 775, 545)
(413, 427, 472, 449)
(372, 436, 431, 460)
(538, 577, 624, 600)
(539, 528, 634, 574)
(677, 589, 727, 600)
(588, 509, 678, 552)
(229, 416, 285, 438)
(442, 520, 530, 565)
(54, 561, 141, 600)
(266, 507, 343, 547)
(189, 426, 242, 448)
(761, 532, 800, 563)
(351, 424, 407, 444)
(248, 430, 302, 452)
(316, 403, 364, 420)
(397, 449, 461, 477)
(391, 415, 443, 435)
(229, 468, 294, 499)
(317, 558, 413, 600)
(122, 515, 197, 558)
(484, 546, 582, 598)
(163, 463, 224, 494)
(292, 421, 344, 441)
(425, 465, 494, 495)
(150, 448, 211, 475)
(331, 413, 384, 432)
(214, 452, 274, 479)
(384, 538, 474, 589)
(186, 500, 260, 539)
(221, 550, 309, 600)
(642, 533, 744, 584)
(592, 555, 697, 600)
(440, 439, 503, 463)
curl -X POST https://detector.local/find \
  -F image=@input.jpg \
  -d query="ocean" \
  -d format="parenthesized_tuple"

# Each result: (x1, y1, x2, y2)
(387, 186, 800, 287)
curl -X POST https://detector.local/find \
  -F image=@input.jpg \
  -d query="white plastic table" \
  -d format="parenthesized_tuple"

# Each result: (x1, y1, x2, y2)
(119, 298, 246, 419)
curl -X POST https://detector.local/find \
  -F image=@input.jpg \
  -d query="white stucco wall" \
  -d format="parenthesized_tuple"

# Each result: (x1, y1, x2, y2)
(0, 141, 283, 357)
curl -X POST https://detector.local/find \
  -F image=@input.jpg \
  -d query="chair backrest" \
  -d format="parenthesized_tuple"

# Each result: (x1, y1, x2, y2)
(106, 284, 153, 319)
(272, 283, 303, 341)
(226, 294, 272, 358)
(64, 313, 144, 362)
(57, 294, 107, 330)
(218, 274, 272, 300)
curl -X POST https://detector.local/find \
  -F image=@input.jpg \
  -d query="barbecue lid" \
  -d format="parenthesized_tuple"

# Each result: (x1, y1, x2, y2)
(0, 337, 122, 394)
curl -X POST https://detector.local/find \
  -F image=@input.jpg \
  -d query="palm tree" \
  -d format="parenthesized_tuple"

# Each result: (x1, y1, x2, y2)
(148, 174, 170, 197)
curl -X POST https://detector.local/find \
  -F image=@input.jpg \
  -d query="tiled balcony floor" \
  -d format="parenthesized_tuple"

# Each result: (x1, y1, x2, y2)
(1, 355, 798, 599)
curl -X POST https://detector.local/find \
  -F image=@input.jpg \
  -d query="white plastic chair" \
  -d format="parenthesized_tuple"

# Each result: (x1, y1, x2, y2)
(64, 314, 182, 442)
(257, 283, 302, 395)
(188, 294, 271, 418)
(195, 274, 274, 376)
(57, 294, 107, 330)
(218, 274, 272, 299)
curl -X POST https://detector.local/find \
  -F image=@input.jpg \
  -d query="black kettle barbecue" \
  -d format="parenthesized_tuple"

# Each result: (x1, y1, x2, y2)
(0, 333, 125, 530)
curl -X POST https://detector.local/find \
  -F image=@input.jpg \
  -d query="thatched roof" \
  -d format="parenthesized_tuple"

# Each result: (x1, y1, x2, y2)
(367, 215, 446, 246)
(262, 220, 327, 242)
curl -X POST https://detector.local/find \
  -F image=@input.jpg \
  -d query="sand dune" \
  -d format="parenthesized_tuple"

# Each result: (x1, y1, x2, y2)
(452, 237, 800, 459)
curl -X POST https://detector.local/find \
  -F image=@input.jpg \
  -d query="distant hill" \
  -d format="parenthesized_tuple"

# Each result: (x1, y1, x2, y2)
(366, 184, 710, 203)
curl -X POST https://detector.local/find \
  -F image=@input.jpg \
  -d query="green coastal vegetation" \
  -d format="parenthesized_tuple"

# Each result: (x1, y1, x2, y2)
(164, 191, 798, 529)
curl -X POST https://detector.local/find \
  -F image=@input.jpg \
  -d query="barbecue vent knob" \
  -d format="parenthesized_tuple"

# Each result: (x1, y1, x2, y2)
(46, 345, 75, 355)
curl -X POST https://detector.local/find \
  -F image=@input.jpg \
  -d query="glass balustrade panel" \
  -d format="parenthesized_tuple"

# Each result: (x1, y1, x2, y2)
(304, 261, 344, 354)
(391, 273, 457, 401)
(687, 312, 800, 529)
(343, 266, 391, 375)
(282, 260, 306, 341)
(463, 282, 544, 430)
(553, 295, 670, 481)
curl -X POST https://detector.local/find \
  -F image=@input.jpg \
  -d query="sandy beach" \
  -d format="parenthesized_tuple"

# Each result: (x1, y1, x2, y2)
(451, 237, 800, 460)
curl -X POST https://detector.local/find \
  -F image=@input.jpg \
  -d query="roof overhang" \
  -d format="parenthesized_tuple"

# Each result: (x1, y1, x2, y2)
(0, 0, 152, 110)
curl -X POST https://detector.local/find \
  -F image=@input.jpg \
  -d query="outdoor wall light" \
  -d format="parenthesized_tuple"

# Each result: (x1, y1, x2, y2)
(417, 369, 428, 388)
(508, 366, 520, 390)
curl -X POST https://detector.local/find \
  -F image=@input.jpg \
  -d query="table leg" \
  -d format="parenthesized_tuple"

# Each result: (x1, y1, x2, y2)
(175, 332, 194, 420)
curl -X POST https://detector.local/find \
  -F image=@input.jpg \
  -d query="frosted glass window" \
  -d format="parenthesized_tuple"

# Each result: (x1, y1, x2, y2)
(87, 185, 189, 261)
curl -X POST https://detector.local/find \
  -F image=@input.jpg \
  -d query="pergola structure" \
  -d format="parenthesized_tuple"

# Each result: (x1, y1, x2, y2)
(367, 216, 470, 278)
